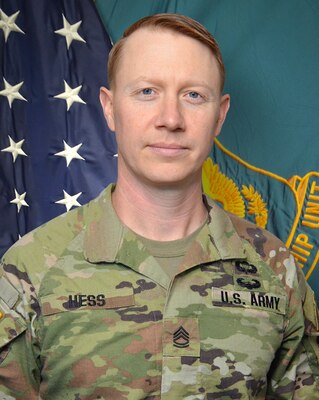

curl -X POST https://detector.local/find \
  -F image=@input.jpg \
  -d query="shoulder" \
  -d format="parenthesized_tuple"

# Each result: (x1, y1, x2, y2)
(227, 210, 300, 288)
(0, 206, 86, 308)
(206, 197, 301, 298)
(226, 210, 288, 261)
(205, 195, 291, 268)
(3, 205, 84, 267)
(2, 185, 113, 268)
(0, 190, 109, 326)
(225, 209, 319, 328)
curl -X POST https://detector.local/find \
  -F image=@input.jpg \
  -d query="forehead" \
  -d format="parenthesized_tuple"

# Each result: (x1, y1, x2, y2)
(115, 27, 220, 86)
(122, 27, 212, 59)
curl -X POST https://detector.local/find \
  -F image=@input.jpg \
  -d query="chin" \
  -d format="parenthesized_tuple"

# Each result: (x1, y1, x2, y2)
(144, 174, 198, 189)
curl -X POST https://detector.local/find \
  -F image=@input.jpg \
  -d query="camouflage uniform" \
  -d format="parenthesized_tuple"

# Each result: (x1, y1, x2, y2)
(0, 184, 318, 399)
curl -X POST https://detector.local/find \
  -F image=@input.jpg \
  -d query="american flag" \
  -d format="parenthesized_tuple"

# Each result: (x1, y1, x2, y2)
(0, 0, 118, 257)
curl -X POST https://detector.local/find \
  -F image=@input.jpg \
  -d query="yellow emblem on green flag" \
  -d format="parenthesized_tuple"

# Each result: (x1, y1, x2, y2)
(204, 139, 319, 302)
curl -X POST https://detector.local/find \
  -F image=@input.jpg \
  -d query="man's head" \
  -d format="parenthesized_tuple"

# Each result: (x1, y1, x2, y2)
(107, 13, 225, 92)
(100, 14, 230, 189)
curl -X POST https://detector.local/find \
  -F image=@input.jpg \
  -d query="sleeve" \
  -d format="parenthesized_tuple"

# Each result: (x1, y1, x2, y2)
(0, 262, 40, 399)
(267, 264, 319, 399)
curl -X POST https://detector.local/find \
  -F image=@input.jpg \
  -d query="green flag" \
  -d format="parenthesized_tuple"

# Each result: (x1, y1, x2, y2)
(95, 0, 319, 301)
(205, 140, 319, 297)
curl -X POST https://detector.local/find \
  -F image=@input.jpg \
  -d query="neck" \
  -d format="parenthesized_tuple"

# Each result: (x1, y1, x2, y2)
(112, 176, 207, 241)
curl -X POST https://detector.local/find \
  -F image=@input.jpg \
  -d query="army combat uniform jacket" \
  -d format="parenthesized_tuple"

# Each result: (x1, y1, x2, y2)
(0, 184, 319, 399)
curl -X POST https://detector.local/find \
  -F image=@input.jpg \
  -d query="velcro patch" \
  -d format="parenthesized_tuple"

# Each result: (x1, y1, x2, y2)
(163, 317, 200, 357)
(0, 277, 19, 308)
(42, 288, 135, 316)
(212, 287, 286, 315)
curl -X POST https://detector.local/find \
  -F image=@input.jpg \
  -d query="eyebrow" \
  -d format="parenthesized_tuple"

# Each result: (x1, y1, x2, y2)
(124, 76, 156, 89)
(125, 76, 218, 95)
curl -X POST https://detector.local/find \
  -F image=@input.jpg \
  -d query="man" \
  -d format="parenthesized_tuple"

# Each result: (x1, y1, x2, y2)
(0, 13, 318, 400)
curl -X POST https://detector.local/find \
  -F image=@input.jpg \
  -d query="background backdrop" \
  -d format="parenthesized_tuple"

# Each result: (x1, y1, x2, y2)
(1, 0, 318, 300)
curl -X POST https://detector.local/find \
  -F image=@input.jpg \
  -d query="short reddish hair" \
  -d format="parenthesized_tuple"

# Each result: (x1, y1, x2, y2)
(108, 13, 225, 92)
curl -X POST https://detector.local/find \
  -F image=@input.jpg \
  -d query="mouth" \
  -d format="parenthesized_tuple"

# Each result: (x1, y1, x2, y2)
(147, 143, 188, 156)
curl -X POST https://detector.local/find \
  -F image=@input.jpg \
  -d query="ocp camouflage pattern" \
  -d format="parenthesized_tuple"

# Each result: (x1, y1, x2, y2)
(0, 184, 318, 399)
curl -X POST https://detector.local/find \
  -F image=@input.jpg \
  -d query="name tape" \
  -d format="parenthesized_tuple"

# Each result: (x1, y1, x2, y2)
(212, 287, 286, 315)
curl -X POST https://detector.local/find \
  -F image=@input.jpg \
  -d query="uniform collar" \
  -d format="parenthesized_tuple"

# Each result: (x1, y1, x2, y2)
(83, 184, 124, 263)
(83, 184, 247, 284)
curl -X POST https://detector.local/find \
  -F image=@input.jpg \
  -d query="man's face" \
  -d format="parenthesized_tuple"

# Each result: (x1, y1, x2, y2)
(100, 28, 230, 189)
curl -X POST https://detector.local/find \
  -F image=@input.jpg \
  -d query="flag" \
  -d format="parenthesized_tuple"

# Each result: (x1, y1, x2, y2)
(95, 0, 319, 302)
(204, 141, 319, 297)
(0, 0, 117, 257)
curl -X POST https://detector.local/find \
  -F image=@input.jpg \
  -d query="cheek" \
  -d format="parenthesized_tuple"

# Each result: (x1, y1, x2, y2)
(192, 117, 215, 143)
(113, 104, 147, 134)
(114, 124, 141, 156)
(194, 127, 215, 160)
(190, 107, 219, 129)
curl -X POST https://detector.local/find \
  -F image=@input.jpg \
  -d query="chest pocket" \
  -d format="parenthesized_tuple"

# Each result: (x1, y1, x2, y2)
(39, 287, 137, 366)
(38, 285, 163, 398)
(40, 286, 136, 350)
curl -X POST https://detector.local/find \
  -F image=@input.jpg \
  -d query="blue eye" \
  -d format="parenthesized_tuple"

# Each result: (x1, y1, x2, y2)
(142, 88, 153, 95)
(186, 91, 206, 104)
(188, 91, 200, 99)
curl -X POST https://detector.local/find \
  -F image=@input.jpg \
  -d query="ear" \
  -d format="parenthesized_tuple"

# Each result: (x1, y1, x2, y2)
(100, 86, 115, 131)
(214, 94, 230, 137)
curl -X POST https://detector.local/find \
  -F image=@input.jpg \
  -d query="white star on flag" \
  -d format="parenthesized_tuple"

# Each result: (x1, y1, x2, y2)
(1, 135, 27, 162)
(0, 0, 118, 258)
(55, 190, 82, 212)
(0, 9, 24, 42)
(54, 140, 85, 167)
(10, 189, 29, 212)
(0, 78, 27, 108)
(54, 14, 86, 49)
(54, 80, 86, 111)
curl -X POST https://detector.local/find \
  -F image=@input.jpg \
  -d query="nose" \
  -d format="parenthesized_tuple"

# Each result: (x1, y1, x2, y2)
(155, 95, 185, 132)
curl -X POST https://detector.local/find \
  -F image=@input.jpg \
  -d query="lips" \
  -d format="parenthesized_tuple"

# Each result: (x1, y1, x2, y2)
(147, 143, 188, 156)
(148, 142, 187, 150)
